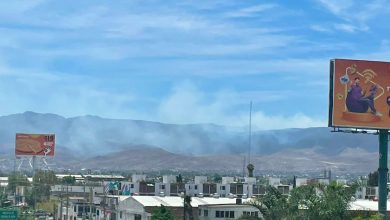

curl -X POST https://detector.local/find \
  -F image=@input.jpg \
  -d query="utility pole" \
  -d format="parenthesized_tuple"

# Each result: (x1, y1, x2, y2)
(182, 192, 185, 220)
(83, 180, 86, 220)
(248, 101, 252, 165)
(59, 184, 63, 220)
(66, 184, 69, 220)
(89, 178, 93, 220)
(103, 181, 107, 220)
(13, 157, 16, 205)
(378, 129, 388, 220)
(32, 156, 36, 212)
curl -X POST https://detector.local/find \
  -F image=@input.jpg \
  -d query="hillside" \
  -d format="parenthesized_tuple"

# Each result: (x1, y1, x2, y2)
(0, 112, 381, 173)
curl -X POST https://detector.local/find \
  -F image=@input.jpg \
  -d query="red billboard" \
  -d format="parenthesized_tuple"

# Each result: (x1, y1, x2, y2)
(329, 59, 390, 129)
(15, 133, 55, 156)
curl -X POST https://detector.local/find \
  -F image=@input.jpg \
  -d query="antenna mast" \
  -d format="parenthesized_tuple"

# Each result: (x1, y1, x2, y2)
(248, 101, 252, 164)
(247, 101, 255, 177)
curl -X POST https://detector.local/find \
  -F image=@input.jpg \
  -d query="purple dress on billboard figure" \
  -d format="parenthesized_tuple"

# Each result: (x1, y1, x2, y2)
(346, 78, 378, 114)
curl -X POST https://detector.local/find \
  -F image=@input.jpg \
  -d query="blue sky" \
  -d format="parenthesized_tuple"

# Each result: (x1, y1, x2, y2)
(0, 0, 390, 129)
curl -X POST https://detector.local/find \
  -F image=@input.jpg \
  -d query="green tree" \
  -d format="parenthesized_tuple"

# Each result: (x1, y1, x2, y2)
(368, 171, 378, 187)
(184, 195, 193, 220)
(289, 182, 355, 220)
(249, 186, 289, 220)
(37, 199, 58, 215)
(0, 187, 9, 207)
(249, 183, 357, 220)
(152, 205, 175, 220)
(7, 173, 30, 193)
(62, 175, 76, 184)
(212, 174, 222, 183)
(24, 187, 34, 207)
(176, 174, 183, 183)
(26, 170, 59, 207)
(352, 212, 382, 220)
(34, 170, 58, 185)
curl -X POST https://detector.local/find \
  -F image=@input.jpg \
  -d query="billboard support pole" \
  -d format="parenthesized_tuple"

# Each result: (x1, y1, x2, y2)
(378, 129, 388, 219)
(32, 156, 36, 176)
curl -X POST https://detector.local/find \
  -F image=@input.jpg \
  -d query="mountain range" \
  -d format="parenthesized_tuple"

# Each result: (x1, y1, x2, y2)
(0, 111, 381, 174)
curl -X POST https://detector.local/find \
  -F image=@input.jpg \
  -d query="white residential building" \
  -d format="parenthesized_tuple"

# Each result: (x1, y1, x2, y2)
(295, 178, 308, 187)
(163, 175, 177, 184)
(198, 204, 262, 220)
(195, 176, 208, 185)
(132, 174, 146, 183)
(268, 177, 280, 186)
(221, 177, 234, 185)
(99, 195, 251, 220)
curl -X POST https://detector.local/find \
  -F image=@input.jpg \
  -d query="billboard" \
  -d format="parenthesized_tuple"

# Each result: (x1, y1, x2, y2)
(329, 59, 390, 129)
(15, 133, 55, 156)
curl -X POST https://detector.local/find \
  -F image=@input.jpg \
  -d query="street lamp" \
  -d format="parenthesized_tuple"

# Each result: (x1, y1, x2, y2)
(180, 192, 185, 220)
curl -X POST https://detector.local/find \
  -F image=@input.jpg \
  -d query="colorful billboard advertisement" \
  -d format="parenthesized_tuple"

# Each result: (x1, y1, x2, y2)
(15, 133, 55, 156)
(329, 59, 390, 129)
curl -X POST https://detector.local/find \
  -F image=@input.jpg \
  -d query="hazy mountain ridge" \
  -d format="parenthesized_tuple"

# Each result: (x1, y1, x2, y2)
(0, 112, 380, 172)
(73, 146, 377, 173)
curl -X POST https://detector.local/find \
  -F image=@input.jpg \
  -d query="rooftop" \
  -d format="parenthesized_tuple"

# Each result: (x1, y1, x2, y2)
(350, 199, 390, 211)
(129, 196, 251, 208)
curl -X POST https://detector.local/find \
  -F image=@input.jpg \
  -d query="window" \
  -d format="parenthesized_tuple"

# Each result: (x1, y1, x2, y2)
(237, 184, 243, 194)
(255, 211, 259, 217)
(97, 210, 100, 216)
(135, 214, 142, 220)
(221, 211, 225, 218)
(230, 211, 234, 218)
(120, 211, 123, 218)
(225, 211, 229, 218)
(204, 210, 208, 217)
(216, 211, 220, 218)
(221, 186, 225, 190)
(161, 185, 165, 190)
(74, 206, 76, 212)
(131, 184, 134, 188)
(194, 185, 198, 190)
(199, 209, 202, 216)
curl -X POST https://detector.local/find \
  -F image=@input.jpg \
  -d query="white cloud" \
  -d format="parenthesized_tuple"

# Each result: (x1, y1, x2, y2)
(0, 72, 326, 129)
(0, 68, 138, 119)
(144, 58, 329, 77)
(226, 4, 277, 18)
(0, 2, 298, 62)
(334, 23, 358, 33)
(310, 25, 332, 33)
(317, 0, 353, 15)
(0, 0, 46, 16)
(157, 82, 325, 129)
(316, 0, 390, 32)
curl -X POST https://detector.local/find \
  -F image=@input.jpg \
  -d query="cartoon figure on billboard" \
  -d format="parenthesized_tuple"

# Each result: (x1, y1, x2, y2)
(346, 78, 381, 115)
(341, 65, 385, 122)
(387, 96, 390, 117)
(43, 141, 54, 156)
